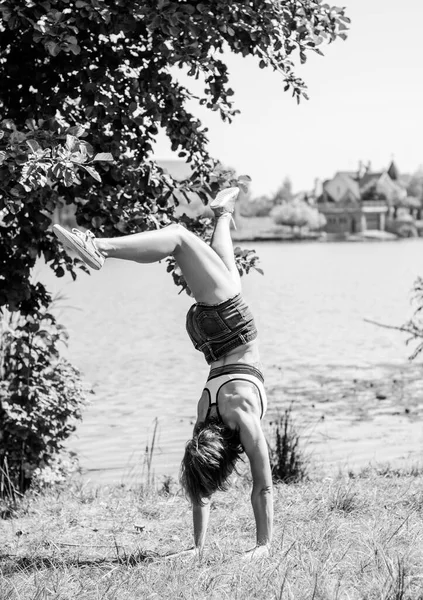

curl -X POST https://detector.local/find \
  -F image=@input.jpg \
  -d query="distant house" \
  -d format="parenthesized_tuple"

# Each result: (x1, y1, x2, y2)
(360, 170, 405, 203)
(317, 161, 407, 235)
(318, 172, 365, 234)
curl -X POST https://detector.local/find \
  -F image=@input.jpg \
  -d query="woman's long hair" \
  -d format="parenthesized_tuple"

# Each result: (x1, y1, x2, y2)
(180, 417, 244, 506)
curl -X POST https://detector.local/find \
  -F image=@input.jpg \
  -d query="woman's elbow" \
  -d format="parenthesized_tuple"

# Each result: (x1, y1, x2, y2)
(251, 483, 273, 499)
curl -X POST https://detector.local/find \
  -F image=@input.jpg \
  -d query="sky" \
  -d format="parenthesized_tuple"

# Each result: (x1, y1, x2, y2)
(153, 0, 423, 197)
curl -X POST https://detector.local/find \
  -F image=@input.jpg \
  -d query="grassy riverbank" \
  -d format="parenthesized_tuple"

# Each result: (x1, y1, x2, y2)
(2, 466, 423, 600)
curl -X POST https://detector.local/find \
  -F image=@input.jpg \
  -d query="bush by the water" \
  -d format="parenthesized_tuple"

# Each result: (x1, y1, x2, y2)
(267, 406, 309, 484)
(386, 215, 418, 238)
(239, 195, 274, 217)
(0, 306, 87, 497)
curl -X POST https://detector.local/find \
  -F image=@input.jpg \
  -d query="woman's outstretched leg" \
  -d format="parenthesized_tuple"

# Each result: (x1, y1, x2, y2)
(95, 225, 187, 263)
(209, 213, 241, 292)
(54, 223, 238, 305)
(209, 187, 242, 291)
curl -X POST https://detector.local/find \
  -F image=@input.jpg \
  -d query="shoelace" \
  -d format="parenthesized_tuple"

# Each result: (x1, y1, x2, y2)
(72, 228, 95, 243)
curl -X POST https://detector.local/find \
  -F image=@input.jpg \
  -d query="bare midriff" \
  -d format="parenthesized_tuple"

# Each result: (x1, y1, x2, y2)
(209, 338, 262, 370)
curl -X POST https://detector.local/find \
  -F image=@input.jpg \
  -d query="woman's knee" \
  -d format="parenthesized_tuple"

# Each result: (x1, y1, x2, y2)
(166, 223, 188, 252)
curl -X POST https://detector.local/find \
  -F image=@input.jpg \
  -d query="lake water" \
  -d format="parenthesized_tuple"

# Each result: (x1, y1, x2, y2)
(39, 239, 423, 484)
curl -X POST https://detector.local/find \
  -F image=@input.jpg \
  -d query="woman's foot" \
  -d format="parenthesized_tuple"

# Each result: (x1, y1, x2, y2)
(210, 187, 240, 217)
(53, 224, 105, 270)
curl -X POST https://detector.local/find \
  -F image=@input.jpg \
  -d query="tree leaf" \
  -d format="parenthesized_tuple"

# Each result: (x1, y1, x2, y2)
(82, 165, 102, 182)
(69, 43, 81, 55)
(67, 125, 86, 138)
(45, 41, 61, 56)
(65, 134, 79, 152)
(92, 153, 114, 162)
(26, 139, 41, 153)
(91, 216, 103, 228)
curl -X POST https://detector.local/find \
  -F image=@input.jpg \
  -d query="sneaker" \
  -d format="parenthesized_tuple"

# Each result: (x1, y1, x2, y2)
(53, 224, 105, 270)
(210, 187, 240, 216)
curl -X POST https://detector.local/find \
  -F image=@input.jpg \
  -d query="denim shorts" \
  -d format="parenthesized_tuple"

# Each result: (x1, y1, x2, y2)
(186, 293, 258, 364)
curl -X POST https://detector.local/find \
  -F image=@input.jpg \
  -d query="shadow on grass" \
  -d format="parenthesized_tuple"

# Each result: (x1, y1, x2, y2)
(0, 549, 160, 575)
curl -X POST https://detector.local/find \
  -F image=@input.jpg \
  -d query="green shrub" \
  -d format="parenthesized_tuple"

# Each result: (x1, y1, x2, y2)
(268, 406, 309, 484)
(0, 306, 87, 496)
(271, 201, 326, 232)
(240, 195, 274, 217)
(386, 217, 418, 238)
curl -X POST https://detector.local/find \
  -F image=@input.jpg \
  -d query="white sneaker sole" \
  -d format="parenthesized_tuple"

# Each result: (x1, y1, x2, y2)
(210, 187, 240, 211)
(53, 224, 103, 270)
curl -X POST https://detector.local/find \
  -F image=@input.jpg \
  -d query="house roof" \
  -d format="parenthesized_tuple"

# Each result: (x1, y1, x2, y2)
(387, 160, 400, 181)
(323, 173, 361, 202)
(359, 172, 384, 188)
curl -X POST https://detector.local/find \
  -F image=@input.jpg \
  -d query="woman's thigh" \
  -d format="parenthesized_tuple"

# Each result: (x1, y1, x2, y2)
(174, 226, 240, 304)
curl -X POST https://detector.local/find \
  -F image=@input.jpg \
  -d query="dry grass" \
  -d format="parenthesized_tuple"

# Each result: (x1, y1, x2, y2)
(1, 468, 423, 599)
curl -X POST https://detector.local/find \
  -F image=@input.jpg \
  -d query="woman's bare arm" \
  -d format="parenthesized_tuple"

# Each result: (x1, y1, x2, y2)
(238, 414, 273, 547)
(193, 500, 211, 552)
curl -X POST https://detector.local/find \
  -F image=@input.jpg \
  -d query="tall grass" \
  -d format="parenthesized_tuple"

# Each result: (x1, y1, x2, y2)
(141, 418, 159, 488)
(0, 458, 23, 518)
(2, 470, 423, 599)
(267, 405, 309, 484)
(2, 408, 423, 598)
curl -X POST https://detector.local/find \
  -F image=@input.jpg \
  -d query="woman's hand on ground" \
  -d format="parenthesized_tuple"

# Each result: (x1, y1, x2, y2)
(241, 545, 270, 561)
(162, 547, 197, 560)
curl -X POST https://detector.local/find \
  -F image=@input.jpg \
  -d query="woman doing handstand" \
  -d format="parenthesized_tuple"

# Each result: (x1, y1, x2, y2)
(53, 187, 273, 558)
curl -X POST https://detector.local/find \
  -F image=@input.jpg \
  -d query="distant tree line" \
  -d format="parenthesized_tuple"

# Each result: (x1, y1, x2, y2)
(242, 165, 423, 235)
(240, 177, 326, 233)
